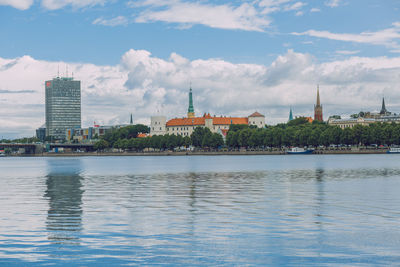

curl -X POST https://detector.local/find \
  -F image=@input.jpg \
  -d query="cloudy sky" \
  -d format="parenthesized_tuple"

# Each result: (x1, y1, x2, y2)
(1, 0, 400, 138)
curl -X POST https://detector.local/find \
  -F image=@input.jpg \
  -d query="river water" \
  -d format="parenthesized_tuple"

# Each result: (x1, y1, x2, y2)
(1, 155, 400, 266)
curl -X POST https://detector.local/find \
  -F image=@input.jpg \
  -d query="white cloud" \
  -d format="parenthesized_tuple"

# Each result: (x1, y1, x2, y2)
(41, 0, 106, 10)
(295, 11, 303, 16)
(2, 49, 400, 138)
(325, 0, 342, 8)
(292, 22, 400, 49)
(336, 50, 360, 55)
(134, 1, 271, 32)
(0, 0, 33, 10)
(0, 0, 107, 10)
(258, 0, 292, 14)
(284, 1, 305, 11)
(93, 16, 129, 26)
(310, 7, 320, 12)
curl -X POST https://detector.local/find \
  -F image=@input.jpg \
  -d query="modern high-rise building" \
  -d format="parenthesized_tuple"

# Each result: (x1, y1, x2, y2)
(45, 76, 81, 140)
(314, 85, 323, 122)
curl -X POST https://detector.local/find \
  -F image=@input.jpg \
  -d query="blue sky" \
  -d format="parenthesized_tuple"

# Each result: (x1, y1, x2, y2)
(2, 0, 399, 64)
(1, 0, 400, 137)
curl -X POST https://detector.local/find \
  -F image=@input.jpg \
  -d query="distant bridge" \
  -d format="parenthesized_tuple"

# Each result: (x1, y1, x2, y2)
(47, 143, 94, 152)
(0, 143, 37, 154)
(0, 143, 95, 154)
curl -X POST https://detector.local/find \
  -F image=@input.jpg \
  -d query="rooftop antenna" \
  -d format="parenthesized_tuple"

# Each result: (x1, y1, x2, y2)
(57, 65, 60, 78)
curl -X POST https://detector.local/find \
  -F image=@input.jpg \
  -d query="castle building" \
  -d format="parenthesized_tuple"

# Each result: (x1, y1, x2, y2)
(150, 87, 265, 136)
(314, 86, 323, 122)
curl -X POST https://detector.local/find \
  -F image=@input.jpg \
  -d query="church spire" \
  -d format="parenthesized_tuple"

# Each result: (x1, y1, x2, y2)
(130, 113, 133, 124)
(314, 85, 323, 122)
(187, 85, 195, 118)
(289, 107, 293, 121)
(380, 97, 387, 115)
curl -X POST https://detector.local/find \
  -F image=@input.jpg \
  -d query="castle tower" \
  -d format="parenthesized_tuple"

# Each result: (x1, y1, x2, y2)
(187, 86, 195, 118)
(314, 85, 323, 122)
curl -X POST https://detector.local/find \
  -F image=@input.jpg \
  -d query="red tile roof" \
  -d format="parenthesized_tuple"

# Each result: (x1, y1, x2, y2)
(249, 111, 264, 117)
(212, 117, 248, 125)
(137, 133, 149, 138)
(166, 117, 206, 126)
(166, 115, 249, 127)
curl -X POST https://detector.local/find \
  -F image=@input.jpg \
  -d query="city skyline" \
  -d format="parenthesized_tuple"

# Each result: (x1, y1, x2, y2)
(1, 1, 400, 138)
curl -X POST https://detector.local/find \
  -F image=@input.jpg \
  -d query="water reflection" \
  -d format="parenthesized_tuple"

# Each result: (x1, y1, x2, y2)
(44, 159, 84, 245)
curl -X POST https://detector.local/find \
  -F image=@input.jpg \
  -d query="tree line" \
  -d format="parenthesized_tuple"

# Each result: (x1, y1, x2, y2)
(94, 118, 400, 151)
(94, 125, 224, 151)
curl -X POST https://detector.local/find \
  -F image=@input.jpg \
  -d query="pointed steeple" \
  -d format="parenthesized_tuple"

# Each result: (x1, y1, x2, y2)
(130, 113, 133, 124)
(380, 97, 387, 115)
(289, 107, 293, 121)
(187, 84, 195, 118)
(316, 85, 321, 107)
(314, 85, 323, 122)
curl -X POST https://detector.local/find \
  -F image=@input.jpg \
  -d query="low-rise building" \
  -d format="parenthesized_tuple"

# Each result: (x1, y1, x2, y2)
(328, 117, 377, 129)
(328, 98, 400, 128)
(66, 125, 113, 142)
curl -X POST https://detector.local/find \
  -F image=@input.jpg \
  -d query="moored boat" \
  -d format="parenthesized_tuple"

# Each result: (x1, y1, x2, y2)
(387, 147, 400, 154)
(287, 147, 314, 154)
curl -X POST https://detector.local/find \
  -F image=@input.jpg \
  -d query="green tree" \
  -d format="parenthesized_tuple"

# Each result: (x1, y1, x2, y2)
(94, 139, 109, 151)
(238, 128, 252, 147)
(340, 127, 353, 145)
(210, 133, 224, 149)
(191, 127, 212, 147)
(167, 134, 178, 150)
(226, 131, 239, 148)
(308, 128, 321, 147)
(183, 136, 191, 147)
(287, 117, 309, 127)
(229, 124, 249, 132)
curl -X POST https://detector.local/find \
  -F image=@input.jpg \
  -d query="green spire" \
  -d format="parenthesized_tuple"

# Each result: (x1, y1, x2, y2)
(289, 107, 293, 121)
(188, 86, 194, 113)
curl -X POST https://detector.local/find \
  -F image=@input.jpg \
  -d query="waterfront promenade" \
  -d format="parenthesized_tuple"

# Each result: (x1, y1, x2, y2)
(12, 148, 389, 157)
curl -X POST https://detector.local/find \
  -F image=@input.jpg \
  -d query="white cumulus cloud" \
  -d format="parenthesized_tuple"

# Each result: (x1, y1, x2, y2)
(325, 0, 342, 7)
(0, 0, 33, 10)
(93, 16, 129, 26)
(2, 49, 400, 138)
(292, 22, 400, 50)
(41, 0, 106, 10)
(134, 1, 271, 32)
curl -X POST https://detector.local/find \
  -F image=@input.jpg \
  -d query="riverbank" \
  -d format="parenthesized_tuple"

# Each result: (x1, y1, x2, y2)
(8, 149, 391, 157)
